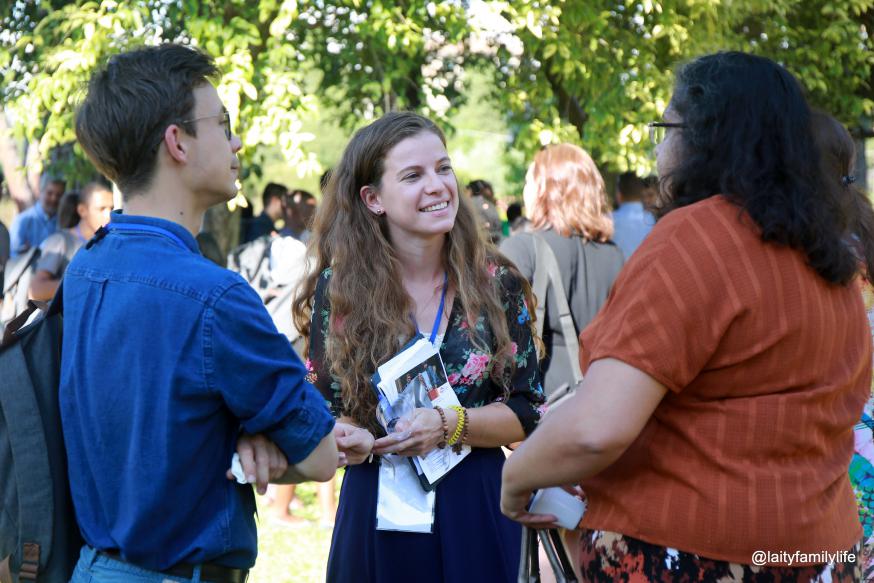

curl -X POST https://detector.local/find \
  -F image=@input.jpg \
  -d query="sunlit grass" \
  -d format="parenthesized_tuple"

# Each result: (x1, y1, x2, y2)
(248, 473, 341, 583)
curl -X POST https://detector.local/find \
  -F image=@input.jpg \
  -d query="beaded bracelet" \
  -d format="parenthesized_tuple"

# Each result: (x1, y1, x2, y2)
(448, 405, 465, 446)
(452, 407, 468, 455)
(434, 406, 449, 449)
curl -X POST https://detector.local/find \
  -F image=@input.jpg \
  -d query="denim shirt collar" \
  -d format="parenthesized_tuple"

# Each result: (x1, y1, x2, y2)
(109, 212, 200, 254)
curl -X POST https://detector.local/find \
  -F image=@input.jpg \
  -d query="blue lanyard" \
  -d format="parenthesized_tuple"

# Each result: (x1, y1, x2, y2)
(106, 223, 190, 252)
(413, 272, 449, 346)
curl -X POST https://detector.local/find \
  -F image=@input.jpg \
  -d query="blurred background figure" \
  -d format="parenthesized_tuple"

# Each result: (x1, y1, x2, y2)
(500, 143, 623, 398)
(467, 179, 503, 244)
(0, 219, 9, 285)
(265, 183, 338, 528)
(611, 171, 656, 259)
(279, 189, 317, 244)
(10, 175, 65, 257)
(55, 188, 83, 232)
(243, 182, 286, 243)
(505, 201, 529, 236)
(29, 182, 114, 302)
(810, 108, 874, 581)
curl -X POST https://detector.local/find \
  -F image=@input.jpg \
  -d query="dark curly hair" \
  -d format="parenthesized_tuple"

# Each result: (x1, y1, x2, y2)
(656, 52, 859, 285)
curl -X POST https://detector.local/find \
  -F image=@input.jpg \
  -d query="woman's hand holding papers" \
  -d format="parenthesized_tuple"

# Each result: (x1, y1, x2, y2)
(372, 407, 458, 457)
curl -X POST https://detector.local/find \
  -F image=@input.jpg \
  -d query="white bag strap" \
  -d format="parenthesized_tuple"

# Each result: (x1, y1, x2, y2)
(531, 235, 583, 385)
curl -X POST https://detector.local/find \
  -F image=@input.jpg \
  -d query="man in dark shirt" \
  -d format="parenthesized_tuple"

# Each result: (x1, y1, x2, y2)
(243, 182, 286, 242)
(64, 44, 370, 583)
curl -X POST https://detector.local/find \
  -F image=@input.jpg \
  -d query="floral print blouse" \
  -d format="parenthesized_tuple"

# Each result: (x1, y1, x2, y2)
(305, 265, 545, 436)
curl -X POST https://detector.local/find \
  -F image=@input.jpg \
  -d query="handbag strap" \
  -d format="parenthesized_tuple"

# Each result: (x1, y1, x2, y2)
(531, 235, 583, 384)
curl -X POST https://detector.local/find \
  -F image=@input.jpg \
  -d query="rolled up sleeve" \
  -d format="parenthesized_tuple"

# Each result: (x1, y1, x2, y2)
(497, 267, 544, 435)
(206, 281, 334, 464)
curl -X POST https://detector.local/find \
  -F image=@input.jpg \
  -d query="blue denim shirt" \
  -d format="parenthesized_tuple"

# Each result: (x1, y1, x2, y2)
(10, 202, 58, 257)
(60, 212, 334, 570)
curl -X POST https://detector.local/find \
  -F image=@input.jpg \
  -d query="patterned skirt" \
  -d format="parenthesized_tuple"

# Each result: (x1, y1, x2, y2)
(577, 530, 862, 582)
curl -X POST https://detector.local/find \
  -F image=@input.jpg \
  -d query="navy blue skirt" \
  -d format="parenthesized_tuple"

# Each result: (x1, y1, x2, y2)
(326, 447, 521, 583)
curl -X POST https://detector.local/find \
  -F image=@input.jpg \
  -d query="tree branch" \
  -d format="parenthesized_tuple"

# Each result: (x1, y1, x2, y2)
(542, 59, 588, 136)
(0, 109, 35, 211)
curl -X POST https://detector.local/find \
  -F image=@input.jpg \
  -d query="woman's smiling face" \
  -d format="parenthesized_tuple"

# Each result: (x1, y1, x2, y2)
(369, 130, 459, 244)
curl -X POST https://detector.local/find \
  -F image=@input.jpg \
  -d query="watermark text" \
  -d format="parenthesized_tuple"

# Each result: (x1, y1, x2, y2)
(751, 550, 856, 567)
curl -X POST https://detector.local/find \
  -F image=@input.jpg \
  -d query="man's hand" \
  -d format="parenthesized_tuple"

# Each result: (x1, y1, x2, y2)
(226, 434, 288, 495)
(334, 422, 374, 466)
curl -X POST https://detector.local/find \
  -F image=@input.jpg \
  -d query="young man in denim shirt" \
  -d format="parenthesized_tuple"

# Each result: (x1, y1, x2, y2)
(63, 44, 372, 583)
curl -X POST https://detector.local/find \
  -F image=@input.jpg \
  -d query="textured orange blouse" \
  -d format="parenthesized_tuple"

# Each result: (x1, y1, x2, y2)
(578, 196, 872, 565)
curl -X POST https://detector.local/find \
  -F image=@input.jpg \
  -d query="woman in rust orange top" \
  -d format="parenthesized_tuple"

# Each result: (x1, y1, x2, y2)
(501, 51, 873, 582)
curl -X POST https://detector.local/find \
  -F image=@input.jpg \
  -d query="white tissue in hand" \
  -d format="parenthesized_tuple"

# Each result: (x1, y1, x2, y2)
(230, 453, 248, 484)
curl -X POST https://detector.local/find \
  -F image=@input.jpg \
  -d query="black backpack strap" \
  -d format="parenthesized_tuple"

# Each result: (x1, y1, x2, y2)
(0, 342, 55, 580)
(47, 279, 63, 318)
(1, 282, 63, 349)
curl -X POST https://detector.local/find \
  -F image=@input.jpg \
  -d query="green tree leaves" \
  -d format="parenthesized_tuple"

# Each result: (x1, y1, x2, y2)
(1, 0, 871, 188)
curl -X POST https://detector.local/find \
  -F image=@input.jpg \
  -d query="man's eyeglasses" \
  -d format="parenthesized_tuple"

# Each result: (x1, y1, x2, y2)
(647, 122, 685, 145)
(153, 111, 234, 152)
(181, 110, 233, 141)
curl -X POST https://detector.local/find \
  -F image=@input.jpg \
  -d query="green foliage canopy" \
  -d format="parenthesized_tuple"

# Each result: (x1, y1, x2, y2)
(490, 0, 874, 175)
(1, 0, 872, 188)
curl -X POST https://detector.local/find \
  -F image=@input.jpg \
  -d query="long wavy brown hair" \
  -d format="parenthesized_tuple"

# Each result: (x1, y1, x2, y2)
(293, 112, 538, 431)
(525, 143, 614, 240)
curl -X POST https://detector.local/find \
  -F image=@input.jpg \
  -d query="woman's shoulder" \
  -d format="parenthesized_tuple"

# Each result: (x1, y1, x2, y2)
(656, 195, 741, 231)
(645, 195, 756, 251)
(499, 231, 537, 255)
(583, 239, 625, 269)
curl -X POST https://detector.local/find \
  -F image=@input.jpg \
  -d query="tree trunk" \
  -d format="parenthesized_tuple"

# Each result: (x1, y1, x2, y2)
(0, 109, 36, 211)
(25, 140, 41, 197)
(202, 202, 241, 260)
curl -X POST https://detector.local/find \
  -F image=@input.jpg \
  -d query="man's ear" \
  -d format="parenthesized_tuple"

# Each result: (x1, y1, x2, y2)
(360, 185, 384, 216)
(161, 124, 188, 164)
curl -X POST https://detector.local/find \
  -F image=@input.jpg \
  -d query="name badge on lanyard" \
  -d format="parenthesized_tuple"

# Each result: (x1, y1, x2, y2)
(375, 272, 448, 533)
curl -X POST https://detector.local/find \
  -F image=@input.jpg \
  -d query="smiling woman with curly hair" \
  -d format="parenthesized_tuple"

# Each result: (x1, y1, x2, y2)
(293, 111, 544, 583)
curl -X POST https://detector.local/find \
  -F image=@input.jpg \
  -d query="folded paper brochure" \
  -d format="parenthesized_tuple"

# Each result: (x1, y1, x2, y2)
(371, 336, 471, 491)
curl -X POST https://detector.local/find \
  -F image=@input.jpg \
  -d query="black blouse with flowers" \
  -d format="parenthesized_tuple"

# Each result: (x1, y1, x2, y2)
(305, 265, 545, 436)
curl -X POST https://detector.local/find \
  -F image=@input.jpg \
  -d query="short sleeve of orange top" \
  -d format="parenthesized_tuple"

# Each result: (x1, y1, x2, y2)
(578, 196, 872, 565)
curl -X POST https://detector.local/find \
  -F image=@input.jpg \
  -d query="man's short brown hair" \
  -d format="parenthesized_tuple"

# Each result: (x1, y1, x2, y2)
(75, 44, 219, 197)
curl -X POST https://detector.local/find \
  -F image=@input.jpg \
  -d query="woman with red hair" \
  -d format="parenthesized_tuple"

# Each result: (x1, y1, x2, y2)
(500, 143, 624, 397)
